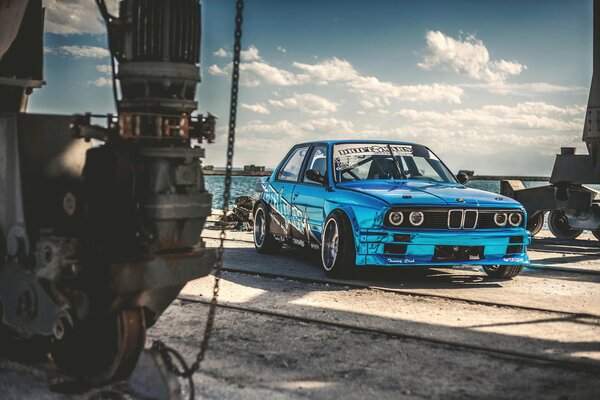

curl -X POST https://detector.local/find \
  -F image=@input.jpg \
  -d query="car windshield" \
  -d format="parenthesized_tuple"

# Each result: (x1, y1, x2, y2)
(333, 143, 456, 183)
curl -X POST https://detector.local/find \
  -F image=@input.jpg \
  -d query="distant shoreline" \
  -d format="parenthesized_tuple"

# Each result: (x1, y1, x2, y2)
(203, 169, 273, 176)
(471, 175, 549, 182)
(203, 170, 549, 181)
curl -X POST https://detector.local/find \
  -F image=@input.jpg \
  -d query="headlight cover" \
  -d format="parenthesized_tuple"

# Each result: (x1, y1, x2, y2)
(494, 212, 508, 227)
(388, 211, 404, 226)
(409, 211, 425, 226)
(508, 212, 523, 227)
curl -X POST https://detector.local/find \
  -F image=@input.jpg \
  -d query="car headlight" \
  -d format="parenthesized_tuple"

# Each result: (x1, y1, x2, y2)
(508, 213, 522, 227)
(409, 211, 424, 226)
(388, 211, 404, 226)
(494, 212, 508, 226)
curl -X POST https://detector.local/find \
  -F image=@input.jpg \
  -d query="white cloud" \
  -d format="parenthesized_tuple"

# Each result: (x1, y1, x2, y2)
(301, 117, 355, 134)
(461, 81, 586, 95)
(293, 57, 358, 83)
(277, 46, 287, 54)
(59, 45, 110, 58)
(88, 65, 114, 87)
(214, 48, 229, 58)
(43, 0, 119, 35)
(87, 77, 112, 87)
(209, 45, 569, 107)
(210, 46, 303, 86)
(268, 93, 338, 115)
(241, 61, 301, 86)
(237, 120, 303, 138)
(394, 102, 583, 132)
(348, 77, 463, 104)
(212, 45, 263, 64)
(96, 65, 112, 74)
(237, 117, 355, 141)
(514, 82, 584, 94)
(488, 102, 584, 118)
(209, 47, 464, 104)
(241, 45, 261, 61)
(208, 64, 228, 77)
(241, 103, 270, 114)
(293, 57, 463, 104)
(418, 31, 526, 85)
(209, 61, 302, 86)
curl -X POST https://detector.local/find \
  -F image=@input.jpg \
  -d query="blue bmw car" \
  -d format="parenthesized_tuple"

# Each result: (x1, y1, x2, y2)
(253, 140, 530, 279)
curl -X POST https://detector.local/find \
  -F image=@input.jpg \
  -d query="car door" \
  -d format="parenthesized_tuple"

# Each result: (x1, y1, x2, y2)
(291, 144, 329, 248)
(268, 145, 310, 239)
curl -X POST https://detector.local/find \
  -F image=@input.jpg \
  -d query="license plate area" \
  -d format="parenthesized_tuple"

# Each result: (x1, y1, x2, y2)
(433, 245, 484, 261)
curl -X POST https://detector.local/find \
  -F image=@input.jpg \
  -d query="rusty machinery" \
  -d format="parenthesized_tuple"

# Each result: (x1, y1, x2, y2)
(501, 0, 600, 240)
(0, 0, 218, 384)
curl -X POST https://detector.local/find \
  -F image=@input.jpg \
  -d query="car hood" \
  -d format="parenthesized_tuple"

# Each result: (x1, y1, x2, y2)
(336, 180, 522, 208)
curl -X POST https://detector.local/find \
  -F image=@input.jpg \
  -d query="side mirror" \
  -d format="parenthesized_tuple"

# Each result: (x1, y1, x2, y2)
(456, 172, 469, 184)
(306, 169, 325, 184)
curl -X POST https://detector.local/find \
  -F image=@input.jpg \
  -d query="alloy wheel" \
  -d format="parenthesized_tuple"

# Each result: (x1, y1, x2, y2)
(254, 208, 266, 247)
(322, 219, 339, 270)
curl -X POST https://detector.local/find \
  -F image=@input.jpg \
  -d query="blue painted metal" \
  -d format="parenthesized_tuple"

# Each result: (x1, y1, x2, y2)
(357, 229, 530, 267)
(256, 140, 530, 268)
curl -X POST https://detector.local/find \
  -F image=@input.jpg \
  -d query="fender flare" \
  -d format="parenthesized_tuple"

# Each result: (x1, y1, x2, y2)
(324, 203, 360, 232)
(254, 199, 286, 239)
(253, 198, 266, 214)
(323, 203, 362, 250)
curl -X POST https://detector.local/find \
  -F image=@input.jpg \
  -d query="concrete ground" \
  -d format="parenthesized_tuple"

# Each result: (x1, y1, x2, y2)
(1, 224, 599, 399)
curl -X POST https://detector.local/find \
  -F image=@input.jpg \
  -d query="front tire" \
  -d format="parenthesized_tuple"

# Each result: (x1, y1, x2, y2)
(548, 211, 583, 239)
(483, 265, 523, 279)
(321, 211, 356, 278)
(253, 203, 282, 254)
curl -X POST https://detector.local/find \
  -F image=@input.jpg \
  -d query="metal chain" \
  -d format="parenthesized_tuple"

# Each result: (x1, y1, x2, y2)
(192, 0, 244, 370)
(151, 0, 244, 398)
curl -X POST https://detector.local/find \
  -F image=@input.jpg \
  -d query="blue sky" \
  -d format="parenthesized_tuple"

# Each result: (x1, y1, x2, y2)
(30, 0, 593, 174)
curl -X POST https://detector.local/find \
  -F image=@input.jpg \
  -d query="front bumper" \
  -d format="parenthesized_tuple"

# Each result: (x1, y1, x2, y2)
(356, 229, 530, 267)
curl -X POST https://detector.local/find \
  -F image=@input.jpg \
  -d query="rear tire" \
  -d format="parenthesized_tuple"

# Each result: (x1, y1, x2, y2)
(321, 210, 356, 278)
(253, 203, 282, 254)
(548, 211, 583, 239)
(483, 265, 523, 279)
(526, 212, 544, 237)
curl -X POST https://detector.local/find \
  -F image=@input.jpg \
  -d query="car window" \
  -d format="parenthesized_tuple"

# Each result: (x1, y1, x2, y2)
(332, 155, 395, 181)
(277, 146, 309, 182)
(303, 145, 328, 184)
(332, 143, 456, 183)
(402, 155, 444, 182)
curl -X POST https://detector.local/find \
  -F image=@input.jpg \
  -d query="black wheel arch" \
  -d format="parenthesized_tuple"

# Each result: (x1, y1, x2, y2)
(324, 207, 359, 248)
(254, 198, 271, 215)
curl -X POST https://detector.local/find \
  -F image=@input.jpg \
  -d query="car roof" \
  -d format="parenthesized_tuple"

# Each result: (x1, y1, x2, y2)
(294, 139, 424, 147)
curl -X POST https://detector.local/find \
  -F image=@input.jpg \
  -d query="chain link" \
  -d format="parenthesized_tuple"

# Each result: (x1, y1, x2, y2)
(152, 0, 244, 398)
